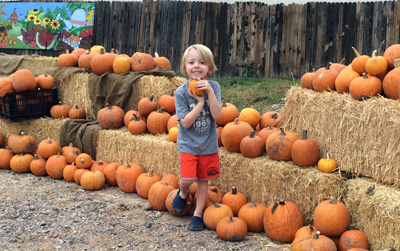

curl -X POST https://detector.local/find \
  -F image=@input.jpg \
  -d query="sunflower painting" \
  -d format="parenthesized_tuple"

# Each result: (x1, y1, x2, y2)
(0, 2, 94, 50)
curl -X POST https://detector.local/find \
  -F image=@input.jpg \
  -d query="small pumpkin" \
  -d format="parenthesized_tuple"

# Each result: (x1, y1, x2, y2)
(256, 125, 279, 143)
(97, 103, 125, 129)
(103, 162, 120, 186)
(291, 231, 337, 251)
(339, 230, 369, 251)
(291, 129, 320, 167)
(365, 50, 388, 76)
(45, 152, 67, 179)
(154, 52, 171, 70)
(36, 138, 61, 159)
(63, 162, 78, 182)
(167, 114, 179, 132)
(237, 199, 267, 232)
(317, 154, 337, 173)
(124, 109, 145, 127)
(221, 118, 253, 153)
(70, 48, 87, 60)
(90, 48, 114, 75)
(0, 147, 14, 170)
(10, 153, 34, 173)
(50, 102, 71, 119)
(239, 130, 265, 158)
(165, 189, 194, 216)
(61, 143, 81, 164)
(74, 168, 90, 185)
(188, 78, 204, 96)
(137, 94, 157, 116)
(221, 187, 247, 217)
(351, 47, 370, 74)
(263, 200, 304, 243)
(146, 107, 171, 135)
(136, 171, 162, 199)
(58, 49, 78, 67)
(203, 202, 234, 230)
(128, 114, 147, 135)
(160, 173, 180, 189)
(157, 89, 175, 114)
(259, 111, 281, 129)
(295, 225, 319, 239)
(335, 64, 360, 94)
(148, 181, 175, 211)
(30, 154, 47, 176)
(90, 45, 105, 53)
(78, 50, 98, 71)
(349, 72, 382, 100)
(266, 128, 299, 161)
(312, 65, 339, 92)
(36, 73, 54, 90)
(238, 107, 260, 128)
(168, 126, 179, 143)
(300, 71, 315, 89)
(216, 216, 248, 241)
(216, 102, 239, 126)
(112, 55, 131, 74)
(90, 160, 110, 172)
(69, 105, 86, 119)
(383, 43, 400, 70)
(80, 170, 106, 191)
(329, 58, 347, 73)
(116, 162, 145, 193)
(75, 153, 93, 169)
(313, 197, 350, 237)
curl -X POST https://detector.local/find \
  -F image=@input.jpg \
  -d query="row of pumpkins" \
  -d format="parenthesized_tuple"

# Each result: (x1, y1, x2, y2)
(0, 132, 369, 250)
(300, 44, 400, 100)
(58, 46, 171, 75)
(49, 89, 336, 173)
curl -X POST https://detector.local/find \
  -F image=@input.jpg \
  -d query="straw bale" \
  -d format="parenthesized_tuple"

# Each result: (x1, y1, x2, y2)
(344, 178, 400, 250)
(0, 117, 67, 143)
(55, 72, 95, 119)
(96, 128, 180, 176)
(280, 86, 400, 187)
(137, 75, 186, 102)
(17, 56, 58, 76)
(96, 128, 346, 224)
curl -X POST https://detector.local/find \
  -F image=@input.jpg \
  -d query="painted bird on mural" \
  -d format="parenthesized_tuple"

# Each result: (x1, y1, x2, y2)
(21, 26, 36, 44)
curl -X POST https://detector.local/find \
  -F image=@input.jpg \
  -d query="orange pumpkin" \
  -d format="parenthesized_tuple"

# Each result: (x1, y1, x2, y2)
(237, 199, 267, 232)
(165, 189, 194, 216)
(339, 230, 369, 251)
(335, 64, 360, 94)
(90, 45, 105, 53)
(216, 216, 248, 241)
(221, 118, 253, 153)
(103, 162, 120, 186)
(168, 126, 179, 142)
(154, 52, 171, 70)
(160, 173, 180, 189)
(167, 114, 179, 132)
(188, 78, 204, 96)
(300, 71, 315, 89)
(203, 202, 234, 230)
(157, 89, 176, 114)
(12, 69, 37, 92)
(71, 48, 86, 60)
(312, 65, 339, 92)
(90, 160, 109, 172)
(97, 103, 125, 129)
(291, 129, 320, 167)
(349, 73, 382, 100)
(80, 171, 106, 191)
(148, 181, 175, 211)
(113, 55, 131, 74)
(259, 111, 281, 129)
(313, 197, 350, 237)
(382, 59, 400, 99)
(90, 48, 114, 75)
(128, 113, 147, 135)
(238, 107, 260, 128)
(291, 231, 337, 251)
(295, 225, 319, 239)
(63, 162, 78, 182)
(116, 162, 145, 193)
(124, 109, 145, 127)
(383, 43, 400, 70)
(78, 50, 98, 71)
(221, 187, 247, 216)
(9, 132, 37, 154)
(0, 147, 14, 170)
(61, 143, 81, 164)
(50, 102, 71, 119)
(131, 52, 155, 71)
(256, 125, 279, 143)
(351, 47, 370, 74)
(239, 130, 265, 158)
(69, 105, 86, 119)
(329, 58, 347, 73)
(136, 171, 162, 199)
(36, 73, 54, 90)
(266, 128, 299, 161)
(0, 77, 15, 97)
(264, 200, 304, 243)
(75, 153, 93, 169)
(45, 152, 67, 179)
(137, 94, 157, 116)
(146, 107, 171, 135)
(365, 50, 387, 76)
(74, 168, 90, 185)
(36, 138, 61, 160)
(216, 102, 239, 126)
(10, 153, 34, 173)
(58, 49, 78, 67)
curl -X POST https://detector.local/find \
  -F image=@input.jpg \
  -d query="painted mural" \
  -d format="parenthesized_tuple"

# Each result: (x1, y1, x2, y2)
(0, 2, 94, 50)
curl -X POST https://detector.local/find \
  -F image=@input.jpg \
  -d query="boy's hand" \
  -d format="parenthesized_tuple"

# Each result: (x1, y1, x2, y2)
(188, 88, 205, 104)
(195, 79, 213, 94)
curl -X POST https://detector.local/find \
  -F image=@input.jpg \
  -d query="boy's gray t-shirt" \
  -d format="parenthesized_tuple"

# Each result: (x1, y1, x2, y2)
(175, 80, 222, 155)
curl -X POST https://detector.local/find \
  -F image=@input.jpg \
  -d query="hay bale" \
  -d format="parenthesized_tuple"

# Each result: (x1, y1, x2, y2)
(0, 117, 67, 143)
(96, 128, 347, 224)
(344, 178, 400, 250)
(17, 56, 58, 76)
(280, 86, 400, 187)
(58, 72, 186, 120)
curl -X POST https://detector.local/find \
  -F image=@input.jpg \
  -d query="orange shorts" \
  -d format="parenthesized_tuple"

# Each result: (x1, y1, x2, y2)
(180, 152, 220, 180)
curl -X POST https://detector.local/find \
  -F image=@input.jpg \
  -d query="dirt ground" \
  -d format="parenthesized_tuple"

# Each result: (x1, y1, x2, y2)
(0, 170, 291, 251)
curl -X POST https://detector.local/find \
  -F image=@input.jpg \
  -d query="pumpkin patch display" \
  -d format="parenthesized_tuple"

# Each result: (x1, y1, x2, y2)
(313, 197, 350, 237)
(216, 216, 248, 241)
(29, 154, 47, 176)
(221, 187, 247, 216)
(45, 152, 67, 179)
(137, 94, 157, 116)
(239, 130, 265, 158)
(97, 104, 125, 129)
(263, 200, 304, 243)
(135, 171, 162, 199)
(154, 52, 171, 70)
(146, 107, 171, 135)
(157, 89, 175, 114)
(291, 129, 320, 167)
(237, 199, 267, 232)
(221, 118, 253, 153)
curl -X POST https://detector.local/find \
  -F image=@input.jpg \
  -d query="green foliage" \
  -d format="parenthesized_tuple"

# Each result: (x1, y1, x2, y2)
(239, 62, 256, 77)
(214, 76, 299, 113)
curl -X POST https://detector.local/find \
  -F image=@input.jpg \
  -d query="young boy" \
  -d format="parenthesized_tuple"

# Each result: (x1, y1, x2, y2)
(172, 44, 222, 231)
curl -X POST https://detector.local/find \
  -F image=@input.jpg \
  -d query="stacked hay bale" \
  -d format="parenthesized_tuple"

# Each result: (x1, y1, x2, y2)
(17, 56, 58, 76)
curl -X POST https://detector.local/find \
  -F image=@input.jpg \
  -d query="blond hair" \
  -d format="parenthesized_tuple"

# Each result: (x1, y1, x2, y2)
(180, 44, 218, 76)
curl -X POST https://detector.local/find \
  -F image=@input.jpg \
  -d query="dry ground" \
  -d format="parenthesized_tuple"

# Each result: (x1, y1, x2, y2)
(0, 170, 291, 251)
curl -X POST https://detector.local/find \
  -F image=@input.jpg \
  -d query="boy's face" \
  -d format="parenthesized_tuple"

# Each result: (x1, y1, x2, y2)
(185, 48, 210, 81)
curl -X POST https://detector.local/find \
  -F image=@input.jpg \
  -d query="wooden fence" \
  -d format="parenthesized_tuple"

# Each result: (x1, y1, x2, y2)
(1, 0, 400, 78)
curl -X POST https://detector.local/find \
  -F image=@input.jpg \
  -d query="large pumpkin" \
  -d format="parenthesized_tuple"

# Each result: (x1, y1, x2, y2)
(266, 128, 299, 161)
(36, 138, 61, 159)
(137, 94, 157, 116)
(238, 107, 260, 128)
(383, 43, 400, 70)
(90, 48, 114, 75)
(112, 55, 131, 74)
(45, 152, 67, 179)
(80, 171, 106, 191)
(349, 73, 382, 100)
(221, 187, 247, 217)
(237, 199, 267, 232)
(97, 104, 125, 129)
(147, 181, 175, 211)
(382, 59, 400, 99)
(157, 89, 175, 114)
(12, 69, 37, 92)
(146, 107, 171, 135)
(339, 230, 369, 251)
(131, 52, 155, 72)
(221, 118, 253, 152)
(313, 197, 350, 237)
(10, 153, 34, 173)
(0, 77, 15, 97)
(263, 200, 304, 243)
(312, 65, 339, 92)
(9, 132, 37, 154)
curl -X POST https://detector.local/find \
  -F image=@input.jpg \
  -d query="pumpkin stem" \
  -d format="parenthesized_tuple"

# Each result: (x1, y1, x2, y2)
(34, 154, 39, 159)
(155, 52, 160, 58)
(44, 73, 48, 77)
(229, 216, 234, 223)
(170, 89, 175, 96)
(47, 137, 52, 144)
(211, 187, 218, 193)
(131, 113, 140, 121)
(308, 224, 314, 232)
(65, 49, 70, 54)
(301, 129, 308, 140)
(394, 59, 400, 68)
(100, 48, 105, 55)
(271, 112, 278, 119)
(149, 94, 154, 101)
(313, 231, 321, 239)
(71, 162, 76, 166)
(251, 198, 257, 207)
(352, 47, 361, 57)
(158, 107, 165, 113)
(250, 130, 255, 138)
(148, 170, 153, 176)
(214, 202, 220, 208)
(271, 201, 280, 214)
(279, 128, 286, 136)
(371, 50, 377, 57)
(232, 187, 237, 195)
(222, 102, 227, 107)
(339, 58, 346, 65)
(234, 118, 239, 124)
(329, 197, 337, 204)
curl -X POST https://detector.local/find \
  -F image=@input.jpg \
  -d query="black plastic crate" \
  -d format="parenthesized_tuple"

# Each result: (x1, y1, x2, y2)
(0, 89, 59, 122)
